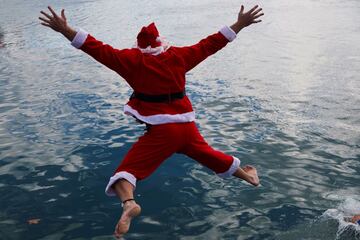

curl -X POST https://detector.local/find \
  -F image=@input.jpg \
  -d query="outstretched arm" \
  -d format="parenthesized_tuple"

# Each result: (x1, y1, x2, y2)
(39, 6, 140, 82)
(174, 5, 264, 72)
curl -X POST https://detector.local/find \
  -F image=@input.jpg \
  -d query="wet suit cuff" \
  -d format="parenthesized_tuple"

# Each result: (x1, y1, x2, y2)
(71, 28, 88, 49)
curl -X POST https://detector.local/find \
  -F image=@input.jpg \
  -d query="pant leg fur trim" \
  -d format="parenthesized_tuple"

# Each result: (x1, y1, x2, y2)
(105, 171, 137, 197)
(217, 156, 241, 178)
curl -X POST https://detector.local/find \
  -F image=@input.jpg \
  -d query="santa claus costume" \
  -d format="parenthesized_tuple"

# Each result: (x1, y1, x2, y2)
(70, 22, 240, 196)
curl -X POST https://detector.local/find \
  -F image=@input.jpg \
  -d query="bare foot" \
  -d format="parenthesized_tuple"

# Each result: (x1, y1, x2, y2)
(242, 165, 260, 186)
(114, 200, 141, 239)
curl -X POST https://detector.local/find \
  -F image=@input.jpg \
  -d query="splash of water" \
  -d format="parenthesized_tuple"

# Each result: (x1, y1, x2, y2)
(322, 198, 360, 239)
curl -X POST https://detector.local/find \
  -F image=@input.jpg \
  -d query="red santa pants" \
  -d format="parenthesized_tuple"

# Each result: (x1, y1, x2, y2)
(105, 122, 240, 196)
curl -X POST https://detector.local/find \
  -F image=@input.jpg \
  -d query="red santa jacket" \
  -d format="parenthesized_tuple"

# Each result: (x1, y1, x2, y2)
(71, 26, 237, 125)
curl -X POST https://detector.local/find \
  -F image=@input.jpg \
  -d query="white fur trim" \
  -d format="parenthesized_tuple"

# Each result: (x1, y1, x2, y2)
(105, 171, 137, 196)
(219, 26, 237, 42)
(71, 28, 88, 49)
(138, 45, 166, 56)
(217, 156, 240, 178)
(134, 36, 170, 55)
(124, 104, 195, 125)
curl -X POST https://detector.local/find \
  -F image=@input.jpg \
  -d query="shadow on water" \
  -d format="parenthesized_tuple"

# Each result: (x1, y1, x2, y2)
(0, 137, 158, 239)
(0, 26, 4, 48)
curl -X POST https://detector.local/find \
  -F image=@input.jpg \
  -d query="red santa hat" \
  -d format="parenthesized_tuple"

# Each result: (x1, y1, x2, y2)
(135, 22, 169, 55)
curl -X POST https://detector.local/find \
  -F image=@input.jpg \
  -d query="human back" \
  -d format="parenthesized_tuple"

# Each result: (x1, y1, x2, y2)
(128, 47, 187, 95)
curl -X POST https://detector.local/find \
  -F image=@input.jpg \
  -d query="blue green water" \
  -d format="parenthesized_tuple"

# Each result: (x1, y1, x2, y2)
(1, 0, 359, 239)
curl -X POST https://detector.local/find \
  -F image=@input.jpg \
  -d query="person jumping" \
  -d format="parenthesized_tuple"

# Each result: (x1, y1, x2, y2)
(39, 4, 264, 238)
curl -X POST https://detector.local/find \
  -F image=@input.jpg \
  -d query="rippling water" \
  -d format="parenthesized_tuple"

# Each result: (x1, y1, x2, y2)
(1, 0, 360, 239)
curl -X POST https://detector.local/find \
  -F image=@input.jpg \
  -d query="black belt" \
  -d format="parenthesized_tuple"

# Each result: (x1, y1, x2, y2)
(130, 90, 186, 103)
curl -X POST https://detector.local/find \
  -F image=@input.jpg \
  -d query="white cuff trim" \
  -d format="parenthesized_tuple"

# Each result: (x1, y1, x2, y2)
(217, 156, 240, 178)
(105, 171, 137, 197)
(219, 26, 237, 42)
(71, 28, 89, 49)
(124, 104, 195, 125)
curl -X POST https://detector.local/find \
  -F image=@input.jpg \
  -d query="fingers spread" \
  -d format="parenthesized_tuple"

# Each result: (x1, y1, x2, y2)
(40, 22, 51, 28)
(248, 5, 259, 14)
(240, 5, 244, 14)
(39, 17, 51, 24)
(61, 9, 66, 20)
(252, 8, 263, 16)
(253, 13, 264, 19)
(40, 11, 52, 20)
(48, 6, 57, 17)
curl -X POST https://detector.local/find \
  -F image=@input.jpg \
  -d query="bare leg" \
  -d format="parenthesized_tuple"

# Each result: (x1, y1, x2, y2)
(233, 165, 260, 186)
(113, 179, 141, 239)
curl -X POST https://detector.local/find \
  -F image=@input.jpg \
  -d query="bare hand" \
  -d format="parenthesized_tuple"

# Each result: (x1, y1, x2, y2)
(237, 5, 264, 28)
(39, 6, 68, 33)
(39, 6, 76, 41)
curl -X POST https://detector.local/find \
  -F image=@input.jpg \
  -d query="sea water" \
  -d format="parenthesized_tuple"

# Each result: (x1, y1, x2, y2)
(322, 196, 360, 239)
(0, 0, 359, 239)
